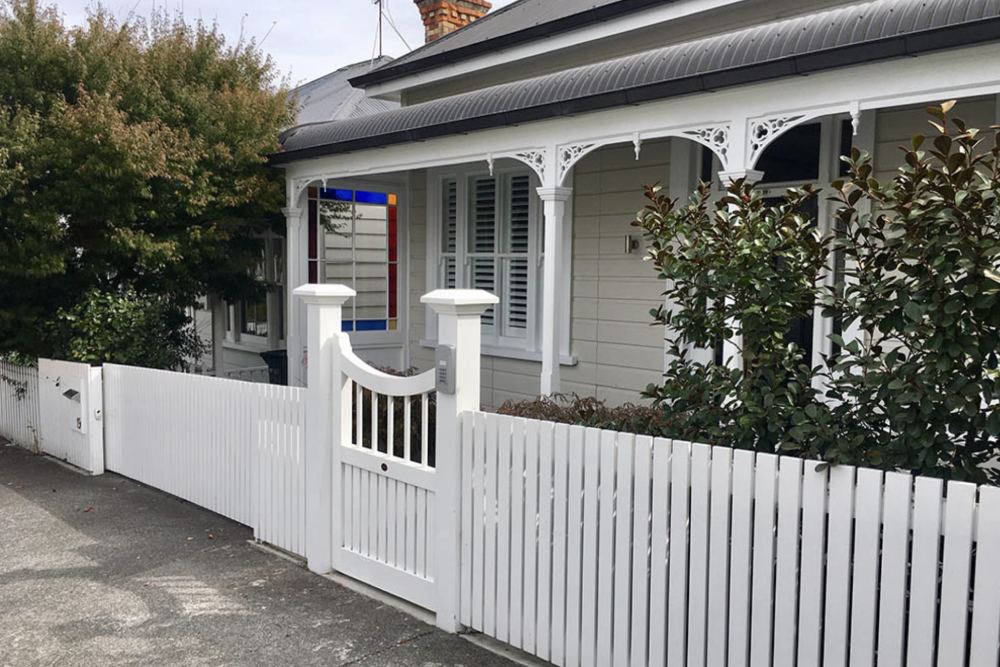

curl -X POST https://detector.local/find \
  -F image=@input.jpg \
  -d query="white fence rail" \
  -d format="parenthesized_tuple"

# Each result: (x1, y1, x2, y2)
(458, 411, 1000, 667)
(0, 360, 40, 450)
(103, 364, 305, 556)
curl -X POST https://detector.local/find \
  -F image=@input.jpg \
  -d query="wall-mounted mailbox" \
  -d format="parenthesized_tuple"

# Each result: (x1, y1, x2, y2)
(435, 344, 456, 394)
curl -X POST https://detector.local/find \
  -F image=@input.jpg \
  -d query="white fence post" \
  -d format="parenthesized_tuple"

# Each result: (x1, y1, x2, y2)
(423, 288, 498, 633)
(295, 283, 355, 575)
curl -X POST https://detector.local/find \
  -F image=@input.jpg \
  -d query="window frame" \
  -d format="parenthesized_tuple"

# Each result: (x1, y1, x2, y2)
(425, 163, 552, 356)
(307, 179, 409, 348)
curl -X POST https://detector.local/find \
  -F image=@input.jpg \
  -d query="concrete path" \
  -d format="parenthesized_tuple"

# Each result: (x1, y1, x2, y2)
(0, 444, 516, 667)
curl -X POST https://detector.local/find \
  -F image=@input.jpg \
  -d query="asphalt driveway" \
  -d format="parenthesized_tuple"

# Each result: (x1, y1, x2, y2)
(0, 444, 515, 667)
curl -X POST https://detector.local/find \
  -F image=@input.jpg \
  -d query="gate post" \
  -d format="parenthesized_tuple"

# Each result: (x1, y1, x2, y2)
(295, 283, 355, 575)
(422, 289, 498, 632)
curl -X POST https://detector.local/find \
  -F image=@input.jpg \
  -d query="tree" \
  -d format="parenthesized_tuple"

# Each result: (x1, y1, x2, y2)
(634, 104, 1000, 483)
(825, 103, 1000, 483)
(634, 180, 836, 454)
(0, 1, 294, 366)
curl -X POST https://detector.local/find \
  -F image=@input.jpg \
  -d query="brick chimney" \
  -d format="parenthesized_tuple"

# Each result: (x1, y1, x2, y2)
(413, 0, 492, 43)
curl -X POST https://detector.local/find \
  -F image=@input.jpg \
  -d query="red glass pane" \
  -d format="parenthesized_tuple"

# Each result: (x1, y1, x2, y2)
(308, 200, 318, 260)
(388, 263, 397, 318)
(308, 261, 317, 283)
(388, 205, 398, 262)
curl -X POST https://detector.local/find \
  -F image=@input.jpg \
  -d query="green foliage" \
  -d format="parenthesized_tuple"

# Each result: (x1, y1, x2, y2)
(633, 103, 1000, 483)
(633, 180, 836, 454)
(823, 103, 1000, 483)
(498, 394, 682, 437)
(52, 288, 203, 369)
(0, 0, 294, 366)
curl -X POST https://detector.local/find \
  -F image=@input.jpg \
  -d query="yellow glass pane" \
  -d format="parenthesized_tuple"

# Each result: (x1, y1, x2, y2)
(388, 193, 397, 206)
(388, 320, 397, 331)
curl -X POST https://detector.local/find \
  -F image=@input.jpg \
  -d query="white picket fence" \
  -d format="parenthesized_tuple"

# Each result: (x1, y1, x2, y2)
(0, 359, 40, 451)
(103, 363, 306, 556)
(5, 286, 1000, 667)
(459, 411, 1000, 667)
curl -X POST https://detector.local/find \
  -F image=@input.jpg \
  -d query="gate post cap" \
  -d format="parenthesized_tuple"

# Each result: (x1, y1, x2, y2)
(293, 284, 355, 305)
(422, 289, 498, 316)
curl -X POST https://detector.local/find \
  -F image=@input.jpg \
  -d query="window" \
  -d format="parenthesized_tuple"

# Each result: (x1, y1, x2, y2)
(308, 187, 400, 333)
(433, 168, 540, 349)
(240, 247, 268, 339)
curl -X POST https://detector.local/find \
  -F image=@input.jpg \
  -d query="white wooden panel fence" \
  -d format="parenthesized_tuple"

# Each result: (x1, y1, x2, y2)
(37, 358, 104, 474)
(103, 363, 306, 556)
(459, 411, 1000, 667)
(0, 359, 40, 451)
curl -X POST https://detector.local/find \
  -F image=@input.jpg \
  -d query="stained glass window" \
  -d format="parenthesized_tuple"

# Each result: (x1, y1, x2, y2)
(307, 187, 399, 333)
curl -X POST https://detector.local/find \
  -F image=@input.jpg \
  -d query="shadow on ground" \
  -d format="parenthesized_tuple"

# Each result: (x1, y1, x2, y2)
(0, 444, 515, 666)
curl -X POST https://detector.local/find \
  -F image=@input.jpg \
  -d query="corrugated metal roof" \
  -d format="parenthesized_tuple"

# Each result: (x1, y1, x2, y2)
(352, 0, 656, 87)
(275, 0, 1000, 164)
(291, 57, 398, 125)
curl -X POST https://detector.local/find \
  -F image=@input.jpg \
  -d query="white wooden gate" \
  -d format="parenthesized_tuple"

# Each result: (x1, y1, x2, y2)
(297, 284, 496, 627)
(332, 345, 438, 609)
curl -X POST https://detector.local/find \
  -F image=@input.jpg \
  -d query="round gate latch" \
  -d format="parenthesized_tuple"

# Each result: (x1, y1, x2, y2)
(381, 463, 388, 472)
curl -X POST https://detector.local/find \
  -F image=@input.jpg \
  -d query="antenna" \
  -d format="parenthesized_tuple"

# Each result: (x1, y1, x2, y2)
(373, 0, 384, 57)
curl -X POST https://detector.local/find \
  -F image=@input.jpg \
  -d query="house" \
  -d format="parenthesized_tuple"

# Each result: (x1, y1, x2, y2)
(269, 0, 1000, 407)
(204, 57, 399, 381)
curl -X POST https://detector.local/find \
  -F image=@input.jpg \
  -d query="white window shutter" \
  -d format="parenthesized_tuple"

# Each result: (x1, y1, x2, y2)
(440, 179, 458, 289)
(469, 176, 497, 328)
(503, 174, 531, 337)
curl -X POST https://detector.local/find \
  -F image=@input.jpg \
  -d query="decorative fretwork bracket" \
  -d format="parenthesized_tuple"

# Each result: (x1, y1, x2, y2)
(681, 124, 731, 170)
(492, 148, 550, 183)
(747, 114, 808, 167)
(556, 142, 598, 185)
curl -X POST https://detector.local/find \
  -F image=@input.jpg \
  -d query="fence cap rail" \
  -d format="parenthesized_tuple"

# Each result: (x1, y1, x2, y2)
(293, 284, 356, 304)
(421, 289, 498, 316)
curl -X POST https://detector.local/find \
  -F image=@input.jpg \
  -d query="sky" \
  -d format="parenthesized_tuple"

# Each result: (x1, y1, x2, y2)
(53, 0, 520, 86)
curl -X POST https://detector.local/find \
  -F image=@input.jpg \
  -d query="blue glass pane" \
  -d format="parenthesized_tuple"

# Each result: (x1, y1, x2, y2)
(354, 190, 388, 205)
(354, 319, 388, 332)
(341, 320, 354, 332)
(320, 188, 354, 202)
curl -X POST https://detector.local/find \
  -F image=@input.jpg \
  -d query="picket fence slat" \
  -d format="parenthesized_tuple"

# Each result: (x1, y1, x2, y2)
(630, 435, 654, 667)
(596, 430, 616, 666)
(550, 424, 570, 667)
(646, 438, 671, 667)
(667, 441, 691, 667)
(687, 443, 711, 667)
(877, 472, 913, 667)
(612, 433, 633, 667)
(707, 446, 732, 667)
(851, 468, 884, 667)
(496, 416, 513, 643)
(824, 465, 856, 667)
(798, 461, 828, 667)
(936, 481, 976, 667)
(750, 453, 778, 667)
(564, 425, 586, 667)
(535, 421, 554, 662)
(580, 428, 601, 667)
(728, 449, 754, 667)
(970, 486, 1000, 667)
